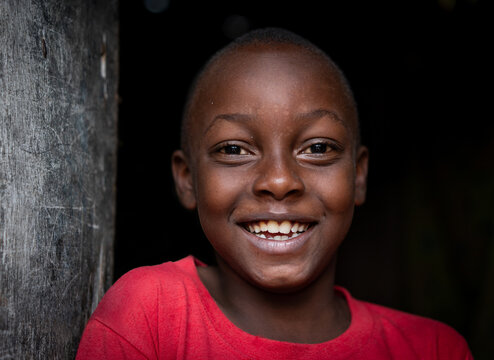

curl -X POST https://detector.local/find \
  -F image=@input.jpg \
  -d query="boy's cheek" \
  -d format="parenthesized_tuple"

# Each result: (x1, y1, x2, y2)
(309, 168, 356, 208)
(196, 171, 245, 211)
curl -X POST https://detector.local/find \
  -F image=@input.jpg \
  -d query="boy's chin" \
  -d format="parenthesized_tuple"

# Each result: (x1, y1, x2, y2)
(241, 263, 328, 294)
(251, 280, 311, 294)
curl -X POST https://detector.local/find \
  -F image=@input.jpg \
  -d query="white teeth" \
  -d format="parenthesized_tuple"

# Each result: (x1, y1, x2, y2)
(245, 220, 311, 240)
(267, 220, 279, 234)
(279, 220, 291, 234)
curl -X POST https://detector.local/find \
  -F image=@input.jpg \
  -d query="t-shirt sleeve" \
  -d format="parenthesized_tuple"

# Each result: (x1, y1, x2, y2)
(434, 321, 474, 360)
(365, 300, 475, 360)
(76, 318, 149, 360)
(75, 266, 167, 360)
(404, 314, 474, 359)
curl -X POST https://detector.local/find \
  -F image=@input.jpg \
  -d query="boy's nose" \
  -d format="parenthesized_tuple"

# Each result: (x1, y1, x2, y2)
(252, 153, 305, 201)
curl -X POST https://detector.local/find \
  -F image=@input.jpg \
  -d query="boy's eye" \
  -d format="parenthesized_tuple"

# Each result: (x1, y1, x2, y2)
(302, 143, 330, 154)
(219, 144, 248, 155)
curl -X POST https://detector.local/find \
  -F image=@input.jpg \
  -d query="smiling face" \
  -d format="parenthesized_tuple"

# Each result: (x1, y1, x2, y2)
(172, 43, 368, 292)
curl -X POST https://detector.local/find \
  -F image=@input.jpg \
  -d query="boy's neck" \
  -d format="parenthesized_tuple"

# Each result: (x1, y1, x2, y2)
(197, 256, 350, 344)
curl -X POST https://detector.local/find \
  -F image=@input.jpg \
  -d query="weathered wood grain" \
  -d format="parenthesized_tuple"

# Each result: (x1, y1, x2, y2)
(0, 1, 118, 358)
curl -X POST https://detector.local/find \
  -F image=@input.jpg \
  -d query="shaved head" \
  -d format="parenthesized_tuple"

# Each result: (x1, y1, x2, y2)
(181, 28, 360, 156)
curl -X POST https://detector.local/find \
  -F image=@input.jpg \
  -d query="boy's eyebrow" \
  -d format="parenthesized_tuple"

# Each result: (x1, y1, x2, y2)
(203, 113, 253, 135)
(295, 109, 348, 130)
(204, 109, 348, 135)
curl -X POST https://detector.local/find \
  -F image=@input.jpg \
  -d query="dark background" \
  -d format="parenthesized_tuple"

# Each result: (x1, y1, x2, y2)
(117, 0, 493, 358)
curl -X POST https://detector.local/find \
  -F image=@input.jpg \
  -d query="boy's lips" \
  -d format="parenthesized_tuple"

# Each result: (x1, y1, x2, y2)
(236, 216, 317, 255)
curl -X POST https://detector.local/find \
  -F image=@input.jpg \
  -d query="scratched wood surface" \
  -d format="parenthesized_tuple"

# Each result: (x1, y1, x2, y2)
(0, 1, 118, 358)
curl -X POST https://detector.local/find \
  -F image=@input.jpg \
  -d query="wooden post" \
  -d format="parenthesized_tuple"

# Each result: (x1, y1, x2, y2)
(0, 1, 118, 358)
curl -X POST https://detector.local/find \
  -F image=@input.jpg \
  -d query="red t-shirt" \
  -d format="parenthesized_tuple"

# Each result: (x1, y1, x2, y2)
(76, 256, 473, 359)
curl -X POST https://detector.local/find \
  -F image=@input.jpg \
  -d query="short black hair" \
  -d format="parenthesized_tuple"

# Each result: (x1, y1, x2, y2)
(180, 27, 359, 154)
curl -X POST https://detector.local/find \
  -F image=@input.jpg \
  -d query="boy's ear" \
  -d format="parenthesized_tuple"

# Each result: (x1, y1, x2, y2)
(171, 150, 197, 210)
(354, 146, 369, 206)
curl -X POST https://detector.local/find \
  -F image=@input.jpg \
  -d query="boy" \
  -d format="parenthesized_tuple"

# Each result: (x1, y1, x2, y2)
(76, 28, 473, 359)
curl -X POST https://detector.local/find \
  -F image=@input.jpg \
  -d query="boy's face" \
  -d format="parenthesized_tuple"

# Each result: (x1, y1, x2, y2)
(173, 44, 368, 292)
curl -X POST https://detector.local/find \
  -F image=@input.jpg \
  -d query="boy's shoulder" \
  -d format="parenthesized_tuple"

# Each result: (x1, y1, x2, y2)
(79, 256, 202, 359)
(90, 255, 200, 326)
(345, 290, 472, 359)
(362, 298, 461, 337)
(109, 255, 199, 292)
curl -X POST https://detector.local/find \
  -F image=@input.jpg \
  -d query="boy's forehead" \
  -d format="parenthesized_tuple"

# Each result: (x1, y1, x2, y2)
(186, 43, 359, 147)
(206, 43, 336, 87)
